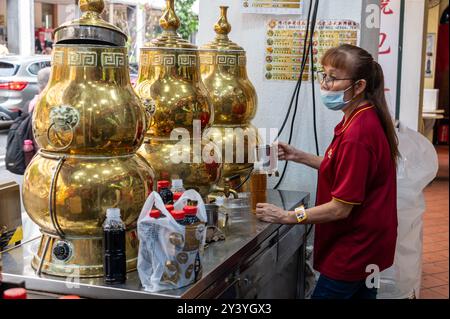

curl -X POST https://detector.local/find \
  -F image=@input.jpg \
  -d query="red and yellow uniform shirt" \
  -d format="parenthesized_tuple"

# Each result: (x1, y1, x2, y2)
(314, 104, 398, 281)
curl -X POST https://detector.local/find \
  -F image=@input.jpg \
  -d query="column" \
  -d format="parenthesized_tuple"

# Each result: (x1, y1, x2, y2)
(7, 0, 34, 55)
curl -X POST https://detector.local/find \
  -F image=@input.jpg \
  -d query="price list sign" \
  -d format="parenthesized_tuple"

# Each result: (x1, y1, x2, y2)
(264, 19, 360, 82)
(242, 0, 303, 15)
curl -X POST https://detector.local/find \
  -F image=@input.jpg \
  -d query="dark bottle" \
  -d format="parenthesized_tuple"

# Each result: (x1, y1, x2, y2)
(157, 181, 173, 204)
(103, 208, 126, 284)
(171, 210, 186, 225)
(183, 206, 200, 224)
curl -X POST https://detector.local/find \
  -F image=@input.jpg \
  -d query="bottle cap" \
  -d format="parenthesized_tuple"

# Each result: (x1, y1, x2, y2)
(150, 209, 161, 218)
(171, 179, 183, 188)
(3, 288, 27, 299)
(165, 204, 174, 212)
(106, 208, 121, 220)
(24, 140, 33, 145)
(171, 210, 186, 221)
(157, 180, 170, 188)
(183, 206, 197, 216)
(173, 192, 183, 201)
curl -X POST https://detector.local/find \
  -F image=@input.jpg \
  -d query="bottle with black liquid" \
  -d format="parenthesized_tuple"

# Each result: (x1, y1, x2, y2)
(157, 181, 173, 204)
(103, 208, 126, 284)
(183, 206, 200, 224)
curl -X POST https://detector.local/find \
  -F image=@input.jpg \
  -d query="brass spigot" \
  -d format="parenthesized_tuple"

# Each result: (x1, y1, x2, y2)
(209, 177, 239, 202)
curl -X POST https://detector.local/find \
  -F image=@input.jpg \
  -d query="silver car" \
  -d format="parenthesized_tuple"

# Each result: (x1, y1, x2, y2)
(0, 55, 51, 126)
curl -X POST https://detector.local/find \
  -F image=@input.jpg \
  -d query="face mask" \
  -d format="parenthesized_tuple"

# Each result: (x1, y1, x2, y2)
(320, 82, 358, 111)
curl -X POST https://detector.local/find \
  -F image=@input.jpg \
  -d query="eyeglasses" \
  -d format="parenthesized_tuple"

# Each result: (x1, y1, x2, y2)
(316, 71, 354, 89)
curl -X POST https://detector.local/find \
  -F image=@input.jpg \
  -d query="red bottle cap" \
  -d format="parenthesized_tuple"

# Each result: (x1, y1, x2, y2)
(173, 192, 183, 200)
(3, 288, 27, 299)
(157, 180, 170, 188)
(165, 204, 174, 212)
(150, 209, 161, 218)
(59, 295, 81, 299)
(183, 205, 197, 216)
(171, 210, 186, 221)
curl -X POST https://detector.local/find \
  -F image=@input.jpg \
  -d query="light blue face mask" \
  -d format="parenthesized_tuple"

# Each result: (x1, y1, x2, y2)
(320, 82, 358, 111)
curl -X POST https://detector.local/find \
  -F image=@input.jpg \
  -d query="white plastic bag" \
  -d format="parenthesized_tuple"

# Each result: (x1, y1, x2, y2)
(137, 189, 207, 292)
(378, 123, 439, 299)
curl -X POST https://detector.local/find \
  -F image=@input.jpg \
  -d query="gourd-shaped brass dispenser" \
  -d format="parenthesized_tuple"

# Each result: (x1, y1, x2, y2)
(22, 0, 154, 277)
(135, 0, 221, 198)
(199, 7, 259, 190)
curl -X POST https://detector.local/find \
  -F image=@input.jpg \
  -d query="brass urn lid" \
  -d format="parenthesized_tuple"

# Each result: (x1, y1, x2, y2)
(200, 6, 244, 52)
(145, 0, 196, 50)
(54, 0, 127, 46)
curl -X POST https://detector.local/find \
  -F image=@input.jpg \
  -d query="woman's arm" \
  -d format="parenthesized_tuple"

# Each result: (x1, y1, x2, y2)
(256, 199, 354, 225)
(278, 142, 323, 170)
(297, 151, 324, 170)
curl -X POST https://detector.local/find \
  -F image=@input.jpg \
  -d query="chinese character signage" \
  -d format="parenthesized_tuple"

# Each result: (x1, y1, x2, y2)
(242, 0, 303, 15)
(264, 19, 360, 82)
(379, 0, 401, 117)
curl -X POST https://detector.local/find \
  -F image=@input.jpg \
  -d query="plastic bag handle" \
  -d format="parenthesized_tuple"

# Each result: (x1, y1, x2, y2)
(138, 191, 177, 224)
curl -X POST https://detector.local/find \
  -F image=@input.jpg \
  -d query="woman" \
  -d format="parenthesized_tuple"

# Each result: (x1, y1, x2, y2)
(256, 44, 399, 299)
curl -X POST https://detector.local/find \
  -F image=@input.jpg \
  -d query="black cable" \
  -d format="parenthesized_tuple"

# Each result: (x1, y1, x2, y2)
(276, 0, 314, 139)
(310, 8, 320, 157)
(275, 0, 320, 189)
(274, 1, 315, 189)
(305, 0, 321, 238)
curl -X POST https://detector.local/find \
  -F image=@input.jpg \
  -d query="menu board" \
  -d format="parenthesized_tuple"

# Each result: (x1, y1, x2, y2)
(242, 0, 303, 15)
(264, 19, 360, 82)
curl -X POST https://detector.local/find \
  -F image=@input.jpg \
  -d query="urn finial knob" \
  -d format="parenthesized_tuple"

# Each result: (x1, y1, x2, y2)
(160, 0, 181, 31)
(214, 6, 231, 35)
(79, 0, 105, 15)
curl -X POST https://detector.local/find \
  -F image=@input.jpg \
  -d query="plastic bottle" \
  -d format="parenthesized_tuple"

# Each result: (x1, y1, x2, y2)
(103, 208, 126, 284)
(249, 163, 267, 214)
(171, 210, 186, 225)
(171, 179, 185, 193)
(183, 206, 199, 224)
(23, 139, 34, 166)
(157, 181, 173, 204)
(3, 288, 27, 299)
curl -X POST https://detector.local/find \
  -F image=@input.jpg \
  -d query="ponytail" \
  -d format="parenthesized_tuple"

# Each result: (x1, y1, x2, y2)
(367, 61, 400, 165)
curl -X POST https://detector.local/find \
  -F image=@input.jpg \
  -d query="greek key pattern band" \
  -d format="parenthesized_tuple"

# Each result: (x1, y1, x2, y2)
(140, 53, 197, 67)
(53, 51, 64, 65)
(68, 52, 97, 67)
(101, 52, 126, 67)
(55, 51, 127, 67)
(199, 54, 247, 66)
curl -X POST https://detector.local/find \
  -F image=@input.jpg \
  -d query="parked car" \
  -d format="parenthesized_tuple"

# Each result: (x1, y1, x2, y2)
(0, 55, 51, 127)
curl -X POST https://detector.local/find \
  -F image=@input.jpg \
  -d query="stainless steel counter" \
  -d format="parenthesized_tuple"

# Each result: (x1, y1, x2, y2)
(2, 190, 309, 299)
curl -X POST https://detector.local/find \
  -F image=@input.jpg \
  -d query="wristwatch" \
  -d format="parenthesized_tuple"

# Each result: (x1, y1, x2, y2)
(294, 205, 308, 224)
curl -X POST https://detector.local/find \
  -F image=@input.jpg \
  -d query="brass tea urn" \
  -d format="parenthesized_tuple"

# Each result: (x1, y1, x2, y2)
(135, 0, 221, 198)
(199, 6, 260, 191)
(22, 0, 154, 277)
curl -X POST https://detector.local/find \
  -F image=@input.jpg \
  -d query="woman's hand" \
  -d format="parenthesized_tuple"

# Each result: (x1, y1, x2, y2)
(278, 142, 301, 162)
(255, 203, 292, 224)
